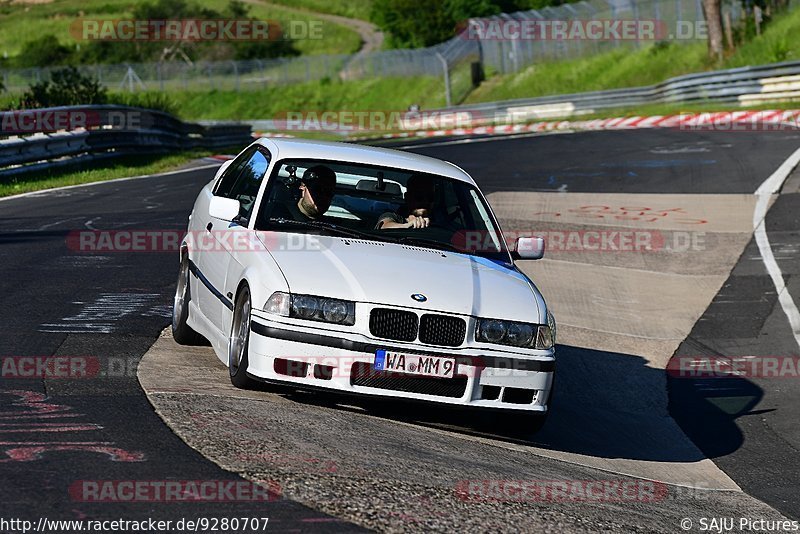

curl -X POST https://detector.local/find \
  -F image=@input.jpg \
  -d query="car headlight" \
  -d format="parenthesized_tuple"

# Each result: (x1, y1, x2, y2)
(264, 291, 355, 326)
(547, 310, 557, 346)
(264, 291, 290, 316)
(476, 317, 554, 349)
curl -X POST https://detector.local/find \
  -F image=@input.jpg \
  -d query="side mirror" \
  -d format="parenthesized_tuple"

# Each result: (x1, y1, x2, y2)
(209, 196, 240, 222)
(513, 236, 545, 260)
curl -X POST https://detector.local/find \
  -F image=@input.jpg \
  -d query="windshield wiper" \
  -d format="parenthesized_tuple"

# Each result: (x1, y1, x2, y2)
(267, 218, 379, 240)
(397, 236, 464, 254)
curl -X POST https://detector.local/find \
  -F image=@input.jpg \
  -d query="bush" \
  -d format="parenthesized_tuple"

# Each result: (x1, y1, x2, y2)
(15, 35, 74, 68)
(20, 67, 107, 108)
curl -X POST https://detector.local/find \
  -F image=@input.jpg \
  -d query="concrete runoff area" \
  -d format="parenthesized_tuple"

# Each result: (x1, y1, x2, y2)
(486, 192, 761, 486)
(139, 331, 788, 532)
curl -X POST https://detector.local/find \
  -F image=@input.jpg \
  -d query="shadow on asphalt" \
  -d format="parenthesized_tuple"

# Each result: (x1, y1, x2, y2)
(251, 344, 764, 463)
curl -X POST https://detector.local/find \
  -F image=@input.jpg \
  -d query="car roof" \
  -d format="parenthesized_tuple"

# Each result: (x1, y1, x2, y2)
(255, 137, 475, 185)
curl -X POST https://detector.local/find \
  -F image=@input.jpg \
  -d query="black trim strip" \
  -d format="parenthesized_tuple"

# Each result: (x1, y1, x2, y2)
(188, 259, 234, 310)
(250, 322, 555, 372)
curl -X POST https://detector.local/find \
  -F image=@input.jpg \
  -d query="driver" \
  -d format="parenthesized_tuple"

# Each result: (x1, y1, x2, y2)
(376, 174, 435, 230)
(275, 165, 337, 221)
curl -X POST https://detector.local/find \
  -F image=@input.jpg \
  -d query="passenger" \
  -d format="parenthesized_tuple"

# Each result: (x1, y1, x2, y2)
(376, 174, 435, 230)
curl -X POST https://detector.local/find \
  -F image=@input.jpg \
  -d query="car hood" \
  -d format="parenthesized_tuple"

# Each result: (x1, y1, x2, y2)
(258, 234, 545, 322)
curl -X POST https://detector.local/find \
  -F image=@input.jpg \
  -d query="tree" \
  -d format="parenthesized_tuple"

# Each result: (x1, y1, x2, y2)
(20, 67, 107, 108)
(371, 0, 455, 48)
(702, 0, 725, 61)
(372, 0, 538, 49)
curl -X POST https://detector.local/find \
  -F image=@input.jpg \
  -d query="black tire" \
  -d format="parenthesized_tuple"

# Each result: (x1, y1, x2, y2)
(229, 285, 256, 389)
(492, 410, 549, 437)
(172, 255, 206, 346)
(490, 382, 554, 436)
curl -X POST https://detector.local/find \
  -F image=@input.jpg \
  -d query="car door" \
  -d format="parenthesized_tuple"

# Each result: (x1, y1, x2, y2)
(193, 147, 256, 334)
(204, 147, 271, 333)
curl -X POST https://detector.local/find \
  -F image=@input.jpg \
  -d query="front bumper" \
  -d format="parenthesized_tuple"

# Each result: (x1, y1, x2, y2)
(247, 316, 555, 412)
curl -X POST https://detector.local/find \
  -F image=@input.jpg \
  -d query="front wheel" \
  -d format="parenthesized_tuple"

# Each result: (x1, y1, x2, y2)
(229, 285, 256, 389)
(172, 255, 206, 346)
(491, 410, 549, 437)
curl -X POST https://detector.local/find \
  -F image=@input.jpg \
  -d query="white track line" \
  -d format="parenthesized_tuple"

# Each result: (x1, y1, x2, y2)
(0, 163, 221, 203)
(753, 145, 800, 350)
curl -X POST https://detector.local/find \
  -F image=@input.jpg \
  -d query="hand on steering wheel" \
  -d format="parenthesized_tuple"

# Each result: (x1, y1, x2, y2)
(405, 214, 430, 229)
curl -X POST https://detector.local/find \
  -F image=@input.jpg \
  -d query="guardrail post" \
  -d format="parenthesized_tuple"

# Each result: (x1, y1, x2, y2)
(231, 60, 239, 91)
(435, 52, 452, 107)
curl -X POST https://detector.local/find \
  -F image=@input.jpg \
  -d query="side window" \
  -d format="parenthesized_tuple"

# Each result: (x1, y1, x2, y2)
(214, 147, 255, 197)
(216, 149, 270, 223)
(441, 180, 467, 229)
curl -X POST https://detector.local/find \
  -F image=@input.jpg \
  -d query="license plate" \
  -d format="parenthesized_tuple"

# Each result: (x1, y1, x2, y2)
(373, 350, 456, 379)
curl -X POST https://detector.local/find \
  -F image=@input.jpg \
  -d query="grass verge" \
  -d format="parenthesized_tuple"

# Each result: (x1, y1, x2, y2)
(0, 150, 218, 198)
(158, 75, 449, 120)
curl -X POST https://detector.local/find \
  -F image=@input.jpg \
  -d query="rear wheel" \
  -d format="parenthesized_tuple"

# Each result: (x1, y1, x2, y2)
(172, 255, 205, 346)
(229, 285, 256, 389)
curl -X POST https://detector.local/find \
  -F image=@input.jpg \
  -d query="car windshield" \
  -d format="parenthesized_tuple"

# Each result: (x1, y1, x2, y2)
(254, 159, 510, 262)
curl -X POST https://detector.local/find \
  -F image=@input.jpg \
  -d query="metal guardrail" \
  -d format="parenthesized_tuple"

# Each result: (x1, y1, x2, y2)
(0, 105, 252, 178)
(424, 59, 800, 124)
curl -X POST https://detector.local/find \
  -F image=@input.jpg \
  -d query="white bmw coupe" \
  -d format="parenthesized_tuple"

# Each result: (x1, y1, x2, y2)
(173, 138, 555, 428)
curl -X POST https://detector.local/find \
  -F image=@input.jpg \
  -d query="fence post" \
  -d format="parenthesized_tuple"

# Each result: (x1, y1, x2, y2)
(435, 52, 452, 107)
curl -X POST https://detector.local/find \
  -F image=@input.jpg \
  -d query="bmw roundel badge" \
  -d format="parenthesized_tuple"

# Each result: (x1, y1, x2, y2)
(411, 293, 427, 302)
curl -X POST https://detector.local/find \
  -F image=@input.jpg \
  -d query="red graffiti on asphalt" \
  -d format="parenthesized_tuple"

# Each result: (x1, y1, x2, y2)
(0, 390, 145, 462)
(531, 205, 708, 225)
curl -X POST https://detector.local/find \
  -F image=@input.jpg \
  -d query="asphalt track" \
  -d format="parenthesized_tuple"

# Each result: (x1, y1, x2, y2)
(1, 128, 799, 532)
